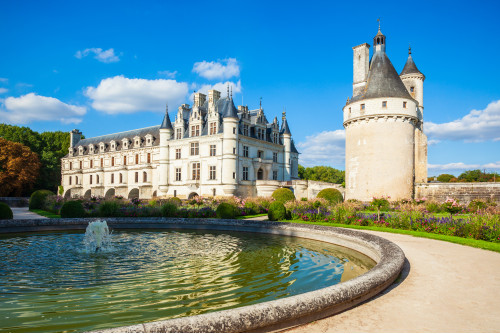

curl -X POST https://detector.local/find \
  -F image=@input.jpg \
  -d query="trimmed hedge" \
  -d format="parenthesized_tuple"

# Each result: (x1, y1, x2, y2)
(271, 188, 295, 203)
(29, 190, 54, 210)
(60, 201, 85, 218)
(216, 203, 236, 219)
(168, 197, 182, 207)
(0, 202, 13, 220)
(161, 202, 178, 217)
(316, 188, 344, 204)
(268, 201, 286, 221)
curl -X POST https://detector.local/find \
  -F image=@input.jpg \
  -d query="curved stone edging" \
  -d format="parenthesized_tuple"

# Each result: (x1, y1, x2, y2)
(0, 217, 405, 333)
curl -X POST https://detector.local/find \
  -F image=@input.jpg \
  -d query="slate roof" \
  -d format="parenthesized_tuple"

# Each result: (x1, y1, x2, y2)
(400, 54, 424, 77)
(280, 118, 292, 135)
(351, 49, 413, 103)
(160, 111, 173, 130)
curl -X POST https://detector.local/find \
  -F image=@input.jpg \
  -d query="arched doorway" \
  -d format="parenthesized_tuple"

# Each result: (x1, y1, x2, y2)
(83, 189, 92, 199)
(64, 189, 71, 199)
(105, 188, 115, 199)
(188, 192, 199, 199)
(257, 168, 264, 180)
(128, 188, 139, 199)
(152, 191, 157, 198)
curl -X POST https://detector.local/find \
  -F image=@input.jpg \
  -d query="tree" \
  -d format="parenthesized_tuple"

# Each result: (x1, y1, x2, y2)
(437, 174, 455, 182)
(298, 165, 345, 184)
(0, 138, 41, 196)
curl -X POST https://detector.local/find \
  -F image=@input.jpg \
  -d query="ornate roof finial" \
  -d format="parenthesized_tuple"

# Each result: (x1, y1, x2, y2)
(230, 85, 232, 99)
(227, 83, 229, 98)
(408, 44, 412, 55)
(282, 108, 286, 121)
(259, 97, 262, 110)
(377, 17, 381, 31)
(166, 103, 168, 113)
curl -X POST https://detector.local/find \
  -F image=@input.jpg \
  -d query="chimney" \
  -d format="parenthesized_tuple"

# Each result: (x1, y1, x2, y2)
(193, 92, 206, 107)
(208, 89, 221, 105)
(69, 129, 82, 148)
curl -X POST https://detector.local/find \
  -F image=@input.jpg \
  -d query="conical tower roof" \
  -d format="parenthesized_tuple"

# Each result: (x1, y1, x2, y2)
(400, 47, 424, 77)
(160, 107, 173, 130)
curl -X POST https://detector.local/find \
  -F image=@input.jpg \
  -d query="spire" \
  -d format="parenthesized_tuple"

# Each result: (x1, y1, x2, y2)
(373, 18, 386, 52)
(280, 109, 291, 135)
(259, 97, 262, 110)
(230, 85, 233, 99)
(227, 83, 229, 98)
(160, 104, 173, 130)
(400, 46, 424, 77)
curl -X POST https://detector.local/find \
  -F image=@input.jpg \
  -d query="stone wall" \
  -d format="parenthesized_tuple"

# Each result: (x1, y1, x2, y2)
(415, 183, 500, 204)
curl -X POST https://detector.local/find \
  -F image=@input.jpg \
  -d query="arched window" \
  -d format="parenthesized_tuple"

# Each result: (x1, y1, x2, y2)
(257, 168, 264, 180)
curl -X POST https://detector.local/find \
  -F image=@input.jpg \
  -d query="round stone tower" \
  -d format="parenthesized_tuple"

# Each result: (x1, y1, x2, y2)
(343, 27, 423, 201)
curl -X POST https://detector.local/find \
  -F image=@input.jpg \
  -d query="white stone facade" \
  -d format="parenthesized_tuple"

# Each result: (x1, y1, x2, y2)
(61, 90, 300, 199)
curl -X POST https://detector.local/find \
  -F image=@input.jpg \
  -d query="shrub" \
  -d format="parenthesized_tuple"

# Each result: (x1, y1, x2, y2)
(29, 190, 55, 210)
(268, 201, 286, 221)
(426, 202, 442, 213)
(216, 203, 236, 219)
(271, 188, 295, 203)
(60, 200, 85, 218)
(0, 202, 13, 220)
(98, 201, 121, 217)
(161, 202, 178, 217)
(301, 197, 308, 201)
(168, 197, 182, 207)
(244, 202, 260, 215)
(316, 188, 343, 204)
(468, 199, 488, 212)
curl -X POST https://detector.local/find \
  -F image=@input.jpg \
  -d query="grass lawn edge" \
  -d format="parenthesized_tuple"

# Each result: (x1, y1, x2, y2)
(282, 219, 500, 253)
(30, 209, 61, 219)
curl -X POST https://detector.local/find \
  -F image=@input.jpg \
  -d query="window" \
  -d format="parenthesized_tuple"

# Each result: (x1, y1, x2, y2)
(243, 124, 249, 136)
(233, 127, 236, 134)
(147, 153, 151, 163)
(243, 146, 249, 157)
(119, 173, 123, 183)
(100, 158, 103, 167)
(90, 175, 93, 185)
(349, 107, 351, 113)
(403, 101, 407, 108)
(69, 176, 72, 185)
(258, 150, 264, 158)
(243, 167, 249, 181)
(176, 148, 181, 159)
(382, 101, 387, 108)
(192, 162, 200, 180)
(174, 190, 177, 197)
(90, 160, 93, 168)
(143, 172, 147, 182)
(360, 104, 365, 110)
(111, 173, 114, 184)
(210, 122, 217, 135)
(212, 188, 216, 196)
(190, 142, 199, 155)
(232, 172, 235, 179)
(233, 147, 236, 154)
(273, 152, 278, 163)
(191, 125, 200, 137)
(69, 162, 72, 170)
(176, 128, 182, 139)
(111, 157, 115, 166)
(135, 154, 139, 164)
(210, 145, 216, 156)
(257, 168, 263, 180)
(410, 86, 415, 93)
(273, 170, 278, 180)
(80, 161, 82, 169)
(209, 166, 216, 180)
(123, 156, 127, 165)
(76, 176, 78, 184)
(273, 133, 278, 143)
(175, 168, 182, 181)
(135, 172, 139, 183)
(96, 175, 99, 184)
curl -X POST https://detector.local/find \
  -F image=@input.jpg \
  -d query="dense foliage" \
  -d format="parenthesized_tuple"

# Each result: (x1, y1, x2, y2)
(316, 188, 343, 204)
(298, 165, 345, 184)
(0, 124, 76, 194)
(60, 200, 85, 218)
(29, 190, 55, 210)
(271, 188, 295, 203)
(161, 202, 178, 217)
(216, 203, 236, 219)
(0, 202, 13, 220)
(430, 170, 499, 183)
(0, 138, 42, 196)
(268, 201, 286, 221)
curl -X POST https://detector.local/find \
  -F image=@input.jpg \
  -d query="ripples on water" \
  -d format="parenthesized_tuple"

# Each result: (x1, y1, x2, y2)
(0, 229, 375, 332)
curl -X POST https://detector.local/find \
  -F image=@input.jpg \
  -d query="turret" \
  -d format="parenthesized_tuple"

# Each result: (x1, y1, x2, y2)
(158, 105, 173, 196)
(221, 94, 239, 195)
(400, 46, 425, 112)
(280, 111, 292, 180)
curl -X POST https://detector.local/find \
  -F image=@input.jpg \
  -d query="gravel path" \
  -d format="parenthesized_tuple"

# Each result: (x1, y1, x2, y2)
(287, 229, 500, 333)
(11, 207, 46, 220)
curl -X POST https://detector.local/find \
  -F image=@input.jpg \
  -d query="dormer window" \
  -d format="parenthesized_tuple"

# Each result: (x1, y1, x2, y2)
(122, 138, 129, 150)
(145, 134, 153, 146)
(110, 141, 116, 151)
(209, 122, 217, 135)
(99, 142, 105, 152)
(78, 146, 83, 155)
(133, 136, 141, 148)
(176, 128, 182, 139)
(89, 145, 94, 154)
(191, 125, 200, 137)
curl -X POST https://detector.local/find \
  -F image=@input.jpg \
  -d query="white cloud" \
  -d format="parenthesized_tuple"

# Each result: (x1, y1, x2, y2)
(297, 130, 345, 167)
(428, 162, 481, 171)
(427, 139, 440, 145)
(0, 78, 7, 83)
(158, 70, 178, 79)
(190, 80, 242, 101)
(85, 75, 189, 114)
(192, 58, 240, 80)
(428, 161, 500, 176)
(0, 88, 7, 94)
(0, 93, 86, 124)
(426, 100, 500, 142)
(75, 48, 120, 63)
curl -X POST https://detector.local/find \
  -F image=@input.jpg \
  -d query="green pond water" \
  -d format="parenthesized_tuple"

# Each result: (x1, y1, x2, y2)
(0, 229, 375, 332)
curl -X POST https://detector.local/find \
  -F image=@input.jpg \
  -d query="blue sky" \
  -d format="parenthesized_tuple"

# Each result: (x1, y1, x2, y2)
(1, 0, 499, 177)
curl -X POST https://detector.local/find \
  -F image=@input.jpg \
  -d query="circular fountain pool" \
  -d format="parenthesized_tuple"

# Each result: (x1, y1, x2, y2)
(0, 229, 375, 332)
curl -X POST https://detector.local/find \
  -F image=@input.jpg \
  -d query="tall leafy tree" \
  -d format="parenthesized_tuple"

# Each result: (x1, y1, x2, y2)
(298, 165, 345, 184)
(0, 138, 41, 196)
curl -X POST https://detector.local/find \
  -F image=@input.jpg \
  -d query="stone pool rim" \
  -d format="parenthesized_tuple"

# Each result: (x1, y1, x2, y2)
(0, 217, 405, 333)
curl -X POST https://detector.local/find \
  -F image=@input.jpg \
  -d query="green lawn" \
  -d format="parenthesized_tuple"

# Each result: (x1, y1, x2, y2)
(237, 213, 267, 220)
(282, 219, 500, 253)
(30, 209, 61, 219)
(358, 210, 470, 219)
